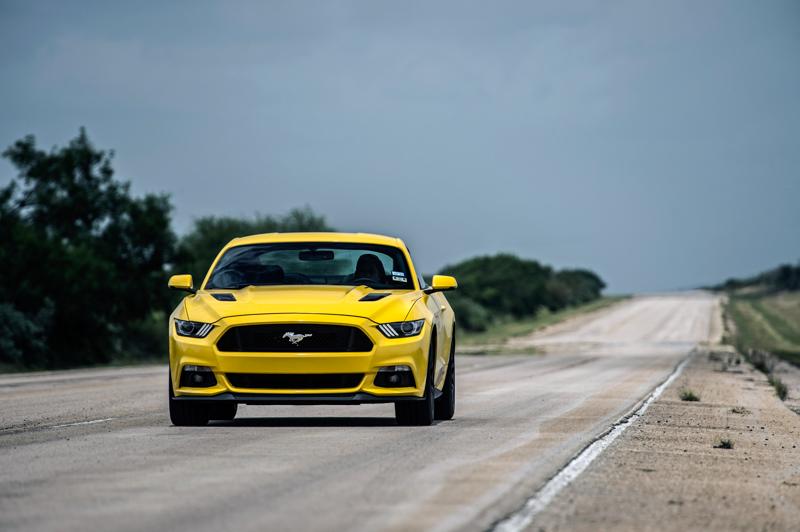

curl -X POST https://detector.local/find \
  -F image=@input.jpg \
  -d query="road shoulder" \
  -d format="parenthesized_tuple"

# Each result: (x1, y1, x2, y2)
(531, 347, 800, 531)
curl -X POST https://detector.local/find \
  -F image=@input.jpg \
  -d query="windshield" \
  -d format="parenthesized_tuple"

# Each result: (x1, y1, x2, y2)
(205, 243, 415, 290)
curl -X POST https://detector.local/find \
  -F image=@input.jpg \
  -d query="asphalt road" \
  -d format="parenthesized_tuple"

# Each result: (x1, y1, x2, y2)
(0, 293, 720, 532)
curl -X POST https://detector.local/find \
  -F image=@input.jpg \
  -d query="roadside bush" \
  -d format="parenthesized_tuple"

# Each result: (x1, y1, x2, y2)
(114, 311, 169, 363)
(714, 438, 734, 449)
(0, 301, 54, 368)
(747, 349, 774, 374)
(438, 253, 606, 330)
(743, 349, 788, 401)
(545, 269, 606, 310)
(447, 293, 492, 332)
(679, 389, 700, 402)
(768, 375, 788, 401)
(439, 254, 551, 318)
(763, 263, 800, 292)
(715, 261, 800, 292)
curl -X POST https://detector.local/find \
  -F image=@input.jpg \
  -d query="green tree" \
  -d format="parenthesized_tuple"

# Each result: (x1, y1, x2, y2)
(173, 207, 333, 284)
(0, 129, 176, 368)
(766, 263, 800, 291)
(440, 254, 553, 318)
(439, 253, 606, 332)
(545, 269, 606, 309)
(714, 261, 800, 293)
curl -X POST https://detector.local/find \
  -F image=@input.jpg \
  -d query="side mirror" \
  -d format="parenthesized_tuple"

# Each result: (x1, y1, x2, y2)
(424, 275, 457, 294)
(168, 274, 195, 294)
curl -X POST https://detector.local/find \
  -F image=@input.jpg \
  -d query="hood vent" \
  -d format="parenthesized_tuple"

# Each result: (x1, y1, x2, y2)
(211, 293, 236, 302)
(359, 293, 390, 302)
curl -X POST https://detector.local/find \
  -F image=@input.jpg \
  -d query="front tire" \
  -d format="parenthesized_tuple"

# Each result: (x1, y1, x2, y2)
(434, 329, 456, 421)
(169, 377, 210, 426)
(395, 335, 436, 426)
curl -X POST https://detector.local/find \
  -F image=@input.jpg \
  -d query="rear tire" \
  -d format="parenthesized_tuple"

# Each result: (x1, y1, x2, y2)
(395, 335, 436, 426)
(434, 329, 456, 421)
(169, 377, 210, 426)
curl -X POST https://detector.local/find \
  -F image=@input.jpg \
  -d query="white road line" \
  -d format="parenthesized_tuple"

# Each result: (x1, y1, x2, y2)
(492, 353, 693, 532)
(50, 417, 116, 429)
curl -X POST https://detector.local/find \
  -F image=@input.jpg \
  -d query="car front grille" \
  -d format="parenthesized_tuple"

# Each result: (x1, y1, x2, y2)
(226, 373, 364, 390)
(216, 324, 373, 353)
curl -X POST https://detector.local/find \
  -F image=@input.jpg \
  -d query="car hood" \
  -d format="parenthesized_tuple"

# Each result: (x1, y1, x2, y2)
(184, 285, 422, 325)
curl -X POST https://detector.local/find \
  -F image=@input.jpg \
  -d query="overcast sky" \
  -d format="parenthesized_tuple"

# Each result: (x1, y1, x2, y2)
(1, 0, 798, 292)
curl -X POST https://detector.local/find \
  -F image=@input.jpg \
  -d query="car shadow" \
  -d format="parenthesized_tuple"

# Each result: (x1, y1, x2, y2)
(211, 416, 400, 427)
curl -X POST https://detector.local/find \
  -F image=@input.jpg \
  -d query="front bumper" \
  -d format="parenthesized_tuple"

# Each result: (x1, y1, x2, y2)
(170, 392, 425, 405)
(169, 313, 430, 400)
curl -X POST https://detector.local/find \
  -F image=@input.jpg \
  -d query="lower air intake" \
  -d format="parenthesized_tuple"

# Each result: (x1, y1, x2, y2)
(226, 373, 364, 390)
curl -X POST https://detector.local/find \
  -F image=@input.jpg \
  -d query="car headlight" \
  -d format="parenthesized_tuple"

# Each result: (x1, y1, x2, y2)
(174, 319, 214, 338)
(377, 319, 425, 338)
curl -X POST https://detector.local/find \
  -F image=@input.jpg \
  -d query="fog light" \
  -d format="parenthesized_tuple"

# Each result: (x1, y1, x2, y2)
(374, 365, 415, 388)
(179, 365, 217, 388)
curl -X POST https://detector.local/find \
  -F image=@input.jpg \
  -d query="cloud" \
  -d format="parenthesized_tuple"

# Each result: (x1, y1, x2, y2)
(1, 0, 798, 291)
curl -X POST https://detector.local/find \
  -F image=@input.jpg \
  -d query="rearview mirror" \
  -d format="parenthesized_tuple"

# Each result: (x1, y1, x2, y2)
(168, 274, 195, 294)
(299, 250, 334, 261)
(425, 275, 457, 293)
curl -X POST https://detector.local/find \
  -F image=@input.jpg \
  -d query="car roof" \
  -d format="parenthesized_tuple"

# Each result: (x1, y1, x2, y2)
(227, 232, 406, 248)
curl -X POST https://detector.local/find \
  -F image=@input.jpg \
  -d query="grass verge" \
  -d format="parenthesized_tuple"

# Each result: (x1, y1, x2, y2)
(459, 295, 628, 347)
(725, 290, 800, 367)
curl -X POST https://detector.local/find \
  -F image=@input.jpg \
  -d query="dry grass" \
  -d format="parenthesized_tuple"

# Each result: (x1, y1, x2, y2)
(679, 388, 700, 402)
(768, 375, 788, 401)
(713, 438, 734, 449)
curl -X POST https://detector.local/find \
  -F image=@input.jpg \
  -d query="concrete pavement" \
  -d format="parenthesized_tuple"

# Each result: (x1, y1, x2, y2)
(0, 293, 720, 531)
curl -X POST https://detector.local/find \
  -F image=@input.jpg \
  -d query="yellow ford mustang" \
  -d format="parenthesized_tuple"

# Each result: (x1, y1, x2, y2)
(167, 232, 458, 426)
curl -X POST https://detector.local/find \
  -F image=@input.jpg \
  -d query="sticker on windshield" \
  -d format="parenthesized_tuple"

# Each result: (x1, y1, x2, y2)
(392, 273, 407, 283)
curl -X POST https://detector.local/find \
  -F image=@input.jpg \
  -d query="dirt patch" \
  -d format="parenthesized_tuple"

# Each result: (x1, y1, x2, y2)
(530, 348, 800, 531)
